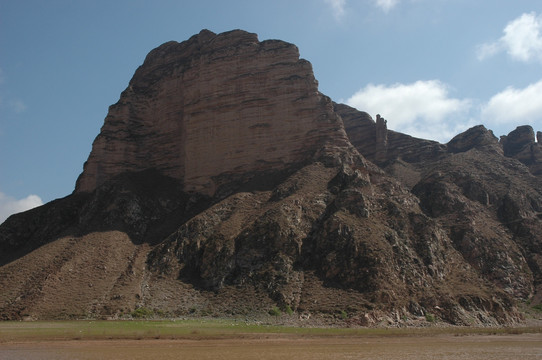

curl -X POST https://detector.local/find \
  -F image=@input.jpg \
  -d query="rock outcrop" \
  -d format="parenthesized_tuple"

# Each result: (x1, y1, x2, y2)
(75, 29, 350, 196)
(500, 125, 542, 176)
(337, 103, 447, 167)
(1, 30, 541, 325)
(447, 125, 502, 154)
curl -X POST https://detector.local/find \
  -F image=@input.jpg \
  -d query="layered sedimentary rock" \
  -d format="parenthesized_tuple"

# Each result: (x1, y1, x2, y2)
(1, 30, 541, 325)
(75, 29, 349, 196)
(336, 103, 447, 188)
(337, 104, 446, 166)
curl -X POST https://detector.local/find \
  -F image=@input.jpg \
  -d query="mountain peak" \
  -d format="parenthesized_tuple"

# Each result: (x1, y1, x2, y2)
(75, 30, 348, 195)
(447, 125, 501, 154)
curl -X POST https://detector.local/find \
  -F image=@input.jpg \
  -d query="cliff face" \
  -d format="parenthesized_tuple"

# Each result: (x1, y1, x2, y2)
(75, 29, 349, 196)
(1, 30, 541, 325)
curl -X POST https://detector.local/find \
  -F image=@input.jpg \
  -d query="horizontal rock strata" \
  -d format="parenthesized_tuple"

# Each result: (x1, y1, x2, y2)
(76, 29, 349, 196)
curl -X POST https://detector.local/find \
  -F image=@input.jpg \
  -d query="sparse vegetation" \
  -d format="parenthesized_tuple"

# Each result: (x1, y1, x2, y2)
(154, 309, 167, 317)
(269, 306, 281, 316)
(285, 305, 294, 315)
(131, 307, 154, 319)
(0, 320, 540, 343)
(425, 313, 436, 323)
(340, 310, 348, 320)
(532, 304, 542, 312)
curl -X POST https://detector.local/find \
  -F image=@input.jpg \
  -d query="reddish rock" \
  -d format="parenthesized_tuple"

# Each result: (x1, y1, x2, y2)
(337, 103, 446, 167)
(0, 30, 541, 326)
(76, 29, 350, 195)
(501, 125, 535, 157)
(447, 125, 501, 154)
(375, 114, 388, 162)
(501, 125, 542, 175)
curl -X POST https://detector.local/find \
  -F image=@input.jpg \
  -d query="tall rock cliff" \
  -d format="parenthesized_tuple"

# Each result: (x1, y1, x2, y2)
(75, 29, 350, 196)
(1, 30, 541, 326)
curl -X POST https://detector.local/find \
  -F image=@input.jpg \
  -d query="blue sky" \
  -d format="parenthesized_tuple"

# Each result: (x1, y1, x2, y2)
(1, 0, 542, 223)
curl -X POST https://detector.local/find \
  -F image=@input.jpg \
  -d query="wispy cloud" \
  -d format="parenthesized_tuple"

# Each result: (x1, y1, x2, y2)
(477, 12, 542, 63)
(9, 99, 27, 113)
(346, 80, 473, 142)
(0, 191, 43, 224)
(374, 0, 400, 13)
(325, 0, 346, 21)
(0, 67, 27, 114)
(481, 79, 542, 126)
(0, 97, 27, 114)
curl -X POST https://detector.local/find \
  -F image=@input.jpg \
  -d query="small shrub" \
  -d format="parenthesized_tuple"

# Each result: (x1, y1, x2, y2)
(131, 307, 154, 319)
(285, 305, 294, 315)
(532, 304, 542, 312)
(269, 306, 281, 316)
(340, 310, 348, 320)
(425, 313, 436, 322)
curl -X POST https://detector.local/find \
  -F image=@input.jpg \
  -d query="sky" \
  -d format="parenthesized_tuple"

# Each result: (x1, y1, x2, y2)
(1, 0, 542, 223)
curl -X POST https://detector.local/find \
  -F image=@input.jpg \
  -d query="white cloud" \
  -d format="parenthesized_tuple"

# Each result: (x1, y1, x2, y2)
(477, 12, 542, 63)
(374, 0, 400, 12)
(476, 42, 501, 61)
(481, 79, 542, 126)
(325, 0, 346, 20)
(346, 80, 473, 142)
(0, 192, 43, 225)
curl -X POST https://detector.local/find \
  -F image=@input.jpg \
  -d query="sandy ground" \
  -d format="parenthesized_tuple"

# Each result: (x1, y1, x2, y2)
(1, 333, 541, 360)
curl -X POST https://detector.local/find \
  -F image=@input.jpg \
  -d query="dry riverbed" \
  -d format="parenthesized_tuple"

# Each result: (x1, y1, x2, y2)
(1, 320, 541, 360)
(2, 334, 542, 360)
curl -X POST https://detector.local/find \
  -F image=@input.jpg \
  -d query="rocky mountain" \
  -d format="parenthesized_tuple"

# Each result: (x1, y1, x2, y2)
(75, 29, 351, 196)
(1, 29, 541, 326)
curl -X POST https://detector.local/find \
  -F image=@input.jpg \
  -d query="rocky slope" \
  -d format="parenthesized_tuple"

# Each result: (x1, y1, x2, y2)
(337, 104, 542, 306)
(1, 30, 541, 325)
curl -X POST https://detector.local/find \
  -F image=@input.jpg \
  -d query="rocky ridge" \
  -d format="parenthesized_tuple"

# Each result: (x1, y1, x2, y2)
(1, 30, 541, 326)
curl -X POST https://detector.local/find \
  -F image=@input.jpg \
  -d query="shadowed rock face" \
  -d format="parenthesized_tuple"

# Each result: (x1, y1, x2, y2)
(75, 29, 350, 196)
(447, 125, 502, 154)
(336, 104, 447, 166)
(1, 30, 541, 325)
(500, 125, 542, 176)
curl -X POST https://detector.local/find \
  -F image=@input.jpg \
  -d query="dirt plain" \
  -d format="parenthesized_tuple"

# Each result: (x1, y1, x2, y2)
(2, 334, 542, 360)
(1, 320, 541, 360)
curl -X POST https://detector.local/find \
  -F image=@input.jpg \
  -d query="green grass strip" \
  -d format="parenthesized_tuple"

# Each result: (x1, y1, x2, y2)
(1, 319, 541, 342)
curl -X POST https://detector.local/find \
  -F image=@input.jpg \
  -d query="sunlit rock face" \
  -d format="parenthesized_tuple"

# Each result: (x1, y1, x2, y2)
(75, 29, 349, 195)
